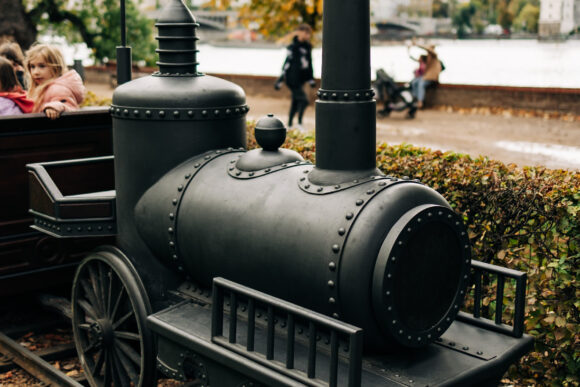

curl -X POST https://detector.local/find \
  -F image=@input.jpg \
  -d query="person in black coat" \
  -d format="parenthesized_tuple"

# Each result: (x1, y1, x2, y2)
(275, 24, 316, 130)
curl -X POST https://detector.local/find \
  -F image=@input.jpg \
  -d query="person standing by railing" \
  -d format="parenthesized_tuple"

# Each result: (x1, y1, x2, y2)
(409, 38, 442, 109)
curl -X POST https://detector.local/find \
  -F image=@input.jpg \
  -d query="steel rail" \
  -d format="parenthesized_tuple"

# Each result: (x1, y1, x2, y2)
(0, 331, 83, 386)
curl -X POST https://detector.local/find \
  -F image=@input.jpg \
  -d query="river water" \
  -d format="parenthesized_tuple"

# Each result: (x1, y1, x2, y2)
(56, 35, 579, 89)
(196, 39, 580, 89)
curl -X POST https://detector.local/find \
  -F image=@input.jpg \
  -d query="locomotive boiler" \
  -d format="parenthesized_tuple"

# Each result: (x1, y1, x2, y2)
(26, 0, 533, 385)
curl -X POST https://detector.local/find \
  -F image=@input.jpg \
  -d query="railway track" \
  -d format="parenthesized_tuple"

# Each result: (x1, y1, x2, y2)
(0, 293, 86, 386)
(0, 292, 184, 386)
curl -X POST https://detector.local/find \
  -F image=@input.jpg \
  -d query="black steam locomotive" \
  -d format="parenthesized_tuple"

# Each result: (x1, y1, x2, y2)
(27, 0, 533, 385)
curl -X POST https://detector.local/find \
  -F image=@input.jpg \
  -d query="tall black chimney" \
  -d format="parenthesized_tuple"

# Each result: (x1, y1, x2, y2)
(309, 0, 380, 185)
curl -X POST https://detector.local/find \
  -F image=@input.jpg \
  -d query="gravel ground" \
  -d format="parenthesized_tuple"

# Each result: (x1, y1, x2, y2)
(0, 295, 183, 386)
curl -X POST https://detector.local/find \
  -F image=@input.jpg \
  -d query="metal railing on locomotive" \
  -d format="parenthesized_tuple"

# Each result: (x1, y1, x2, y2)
(133, 0, 472, 352)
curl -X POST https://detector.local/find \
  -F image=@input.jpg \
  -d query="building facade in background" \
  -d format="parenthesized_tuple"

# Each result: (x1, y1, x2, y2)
(371, 0, 409, 19)
(539, 0, 576, 36)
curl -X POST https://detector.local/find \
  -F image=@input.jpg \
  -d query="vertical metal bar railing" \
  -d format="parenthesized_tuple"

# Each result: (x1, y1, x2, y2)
(286, 314, 295, 369)
(329, 331, 338, 387)
(307, 322, 316, 378)
(512, 273, 527, 337)
(457, 260, 528, 338)
(211, 277, 364, 387)
(267, 306, 275, 360)
(229, 292, 237, 344)
(495, 275, 505, 325)
(211, 283, 224, 338)
(247, 298, 255, 351)
(348, 330, 363, 386)
(473, 268, 482, 318)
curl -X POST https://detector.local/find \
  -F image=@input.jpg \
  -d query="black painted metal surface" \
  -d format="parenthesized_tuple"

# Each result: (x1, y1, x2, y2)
(71, 246, 156, 386)
(135, 148, 471, 350)
(236, 114, 304, 172)
(148, 274, 533, 386)
(110, 0, 248, 303)
(311, 0, 378, 185)
(27, 156, 116, 238)
(23, 0, 534, 384)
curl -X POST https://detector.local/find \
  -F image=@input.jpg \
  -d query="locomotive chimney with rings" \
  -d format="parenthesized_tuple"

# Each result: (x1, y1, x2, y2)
(110, 0, 249, 296)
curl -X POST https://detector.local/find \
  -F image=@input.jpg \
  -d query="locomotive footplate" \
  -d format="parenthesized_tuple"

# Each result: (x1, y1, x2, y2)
(148, 277, 533, 387)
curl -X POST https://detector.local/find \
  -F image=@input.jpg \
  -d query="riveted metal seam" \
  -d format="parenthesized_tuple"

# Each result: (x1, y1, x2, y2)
(169, 148, 244, 275)
(380, 205, 471, 344)
(334, 176, 421, 322)
(298, 172, 419, 194)
(228, 160, 311, 179)
(330, 179, 416, 318)
(110, 104, 249, 121)
(316, 88, 376, 101)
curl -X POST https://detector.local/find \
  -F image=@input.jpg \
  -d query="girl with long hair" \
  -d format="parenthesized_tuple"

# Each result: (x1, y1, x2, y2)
(0, 57, 33, 116)
(25, 44, 85, 119)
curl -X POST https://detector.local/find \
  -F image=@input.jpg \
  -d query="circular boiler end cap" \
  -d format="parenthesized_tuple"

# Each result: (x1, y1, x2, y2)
(255, 113, 287, 151)
(371, 204, 471, 348)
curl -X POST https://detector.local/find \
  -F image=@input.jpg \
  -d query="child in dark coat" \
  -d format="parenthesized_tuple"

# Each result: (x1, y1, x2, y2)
(0, 42, 27, 89)
(0, 57, 33, 116)
(275, 24, 316, 130)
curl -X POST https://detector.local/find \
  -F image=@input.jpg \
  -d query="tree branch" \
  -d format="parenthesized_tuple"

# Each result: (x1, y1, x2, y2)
(29, 0, 97, 47)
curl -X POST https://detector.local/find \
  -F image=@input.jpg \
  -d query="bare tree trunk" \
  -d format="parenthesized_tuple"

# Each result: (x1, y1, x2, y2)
(0, 0, 37, 49)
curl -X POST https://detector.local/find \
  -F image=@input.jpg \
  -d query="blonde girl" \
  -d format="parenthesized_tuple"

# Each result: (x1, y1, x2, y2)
(25, 44, 85, 119)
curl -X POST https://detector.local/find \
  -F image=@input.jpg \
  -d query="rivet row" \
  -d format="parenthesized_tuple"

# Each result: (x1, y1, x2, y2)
(317, 88, 376, 101)
(110, 104, 249, 120)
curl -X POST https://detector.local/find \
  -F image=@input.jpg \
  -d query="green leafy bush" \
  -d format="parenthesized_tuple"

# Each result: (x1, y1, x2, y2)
(249, 124, 579, 386)
(81, 91, 111, 107)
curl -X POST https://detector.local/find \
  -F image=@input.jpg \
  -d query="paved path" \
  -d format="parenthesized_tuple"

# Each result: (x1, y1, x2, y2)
(246, 95, 580, 171)
(87, 82, 580, 171)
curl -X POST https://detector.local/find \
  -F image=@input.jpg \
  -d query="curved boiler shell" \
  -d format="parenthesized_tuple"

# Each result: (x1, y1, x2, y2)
(135, 149, 471, 350)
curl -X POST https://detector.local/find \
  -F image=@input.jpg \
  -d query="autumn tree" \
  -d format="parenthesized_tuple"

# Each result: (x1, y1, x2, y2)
(0, 0, 156, 65)
(452, 2, 477, 37)
(0, 0, 37, 48)
(513, 3, 539, 32)
(432, 0, 449, 18)
(206, 0, 323, 40)
(496, 0, 514, 31)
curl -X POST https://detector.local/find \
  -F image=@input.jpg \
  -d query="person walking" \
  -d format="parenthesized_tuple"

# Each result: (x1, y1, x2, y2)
(409, 39, 442, 109)
(274, 24, 316, 130)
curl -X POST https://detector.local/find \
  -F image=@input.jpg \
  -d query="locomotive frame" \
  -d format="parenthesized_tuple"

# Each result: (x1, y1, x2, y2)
(26, 0, 533, 386)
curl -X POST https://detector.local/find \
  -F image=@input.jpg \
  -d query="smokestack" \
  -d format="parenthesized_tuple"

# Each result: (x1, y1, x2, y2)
(155, 0, 200, 76)
(309, 0, 380, 185)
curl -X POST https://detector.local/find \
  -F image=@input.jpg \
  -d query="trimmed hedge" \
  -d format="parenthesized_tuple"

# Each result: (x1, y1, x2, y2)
(250, 125, 579, 386)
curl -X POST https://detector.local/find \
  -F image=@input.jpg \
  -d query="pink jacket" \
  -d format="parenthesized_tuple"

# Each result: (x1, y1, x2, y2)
(33, 70, 85, 114)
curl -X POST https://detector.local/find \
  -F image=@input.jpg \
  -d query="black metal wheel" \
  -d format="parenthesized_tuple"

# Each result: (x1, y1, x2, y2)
(72, 246, 155, 387)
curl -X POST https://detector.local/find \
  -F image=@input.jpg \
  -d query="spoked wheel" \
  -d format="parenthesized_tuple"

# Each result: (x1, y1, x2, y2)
(72, 246, 155, 387)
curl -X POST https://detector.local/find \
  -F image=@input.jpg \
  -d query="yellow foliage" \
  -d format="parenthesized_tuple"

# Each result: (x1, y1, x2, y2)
(238, 0, 324, 40)
(201, 0, 232, 10)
